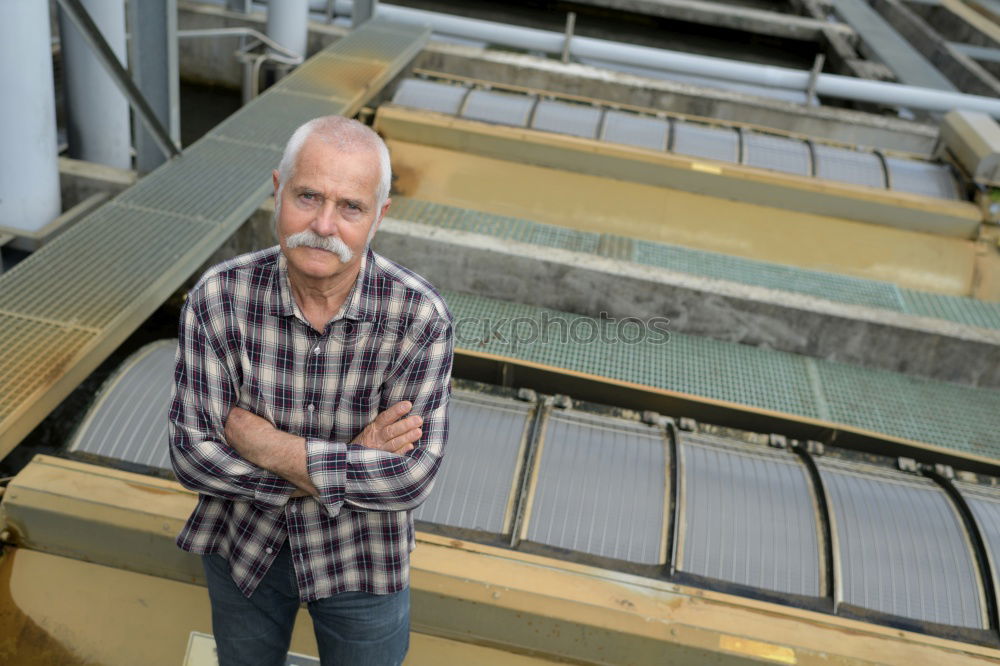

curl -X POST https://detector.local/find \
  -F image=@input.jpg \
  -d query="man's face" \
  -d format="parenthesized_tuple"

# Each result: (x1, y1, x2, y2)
(273, 136, 389, 286)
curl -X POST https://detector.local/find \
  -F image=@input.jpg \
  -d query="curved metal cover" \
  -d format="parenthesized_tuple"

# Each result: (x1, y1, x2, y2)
(461, 89, 535, 127)
(817, 458, 986, 628)
(676, 432, 823, 596)
(885, 157, 959, 200)
(414, 390, 532, 534)
(813, 144, 885, 189)
(524, 409, 667, 564)
(67, 339, 177, 471)
(742, 133, 811, 176)
(392, 79, 469, 116)
(954, 480, 1000, 606)
(530, 100, 602, 139)
(671, 122, 739, 163)
(601, 111, 669, 151)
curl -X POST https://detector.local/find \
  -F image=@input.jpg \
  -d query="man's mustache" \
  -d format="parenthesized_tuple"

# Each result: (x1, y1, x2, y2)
(285, 230, 353, 263)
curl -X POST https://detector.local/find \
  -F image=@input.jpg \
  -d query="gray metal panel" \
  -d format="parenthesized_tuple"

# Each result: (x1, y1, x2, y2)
(601, 111, 669, 151)
(813, 144, 886, 189)
(414, 390, 532, 534)
(530, 99, 602, 139)
(391, 78, 469, 115)
(67, 340, 177, 471)
(742, 133, 811, 176)
(671, 122, 739, 163)
(817, 458, 985, 628)
(461, 90, 535, 127)
(677, 432, 822, 596)
(525, 409, 667, 564)
(954, 481, 1000, 605)
(885, 157, 960, 199)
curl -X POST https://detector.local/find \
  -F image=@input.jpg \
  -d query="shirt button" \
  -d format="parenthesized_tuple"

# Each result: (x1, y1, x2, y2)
(313, 346, 320, 354)
(290, 504, 298, 513)
(307, 404, 315, 413)
(265, 547, 273, 555)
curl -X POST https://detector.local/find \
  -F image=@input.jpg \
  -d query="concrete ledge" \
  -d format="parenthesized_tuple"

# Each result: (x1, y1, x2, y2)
(373, 218, 1000, 389)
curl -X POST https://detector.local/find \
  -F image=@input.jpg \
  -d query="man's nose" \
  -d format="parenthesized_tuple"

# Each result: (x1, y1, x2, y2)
(311, 202, 339, 236)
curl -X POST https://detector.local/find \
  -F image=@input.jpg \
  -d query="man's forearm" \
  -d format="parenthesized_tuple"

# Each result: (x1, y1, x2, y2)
(225, 408, 319, 496)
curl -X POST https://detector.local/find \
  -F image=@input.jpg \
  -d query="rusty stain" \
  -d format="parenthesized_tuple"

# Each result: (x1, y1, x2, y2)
(615, 597, 637, 610)
(0, 548, 98, 665)
(123, 482, 175, 496)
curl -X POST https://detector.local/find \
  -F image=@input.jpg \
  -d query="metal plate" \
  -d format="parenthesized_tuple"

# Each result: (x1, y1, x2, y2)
(671, 122, 739, 163)
(67, 340, 177, 471)
(885, 157, 959, 199)
(524, 409, 667, 564)
(601, 111, 669, 151)
(391, 78, 469, 115)
(461, 89, 536, 127)
(676, 432, 822, 596)
(742, 133, 811, 176)
(530, 100, 603, 139)
(414, 390, 532, 534)
(813, 144, 886, 189)
(816, 458, 986, 628)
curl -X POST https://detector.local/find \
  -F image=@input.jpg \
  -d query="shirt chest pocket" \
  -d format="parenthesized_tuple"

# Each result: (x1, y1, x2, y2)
(330, 389, 382, 441)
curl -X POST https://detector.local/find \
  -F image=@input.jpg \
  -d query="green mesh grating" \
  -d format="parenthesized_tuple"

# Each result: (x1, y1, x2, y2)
(632, 240, 905, 310)
(443, 290, 1000, 458)
(814, 361, 1000, 458)
(900, 290, 1000, 330)
(392, 198, 1000, 331)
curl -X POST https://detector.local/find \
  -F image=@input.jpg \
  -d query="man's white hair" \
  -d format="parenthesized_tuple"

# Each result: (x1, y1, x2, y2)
(274, 115, 392, 218)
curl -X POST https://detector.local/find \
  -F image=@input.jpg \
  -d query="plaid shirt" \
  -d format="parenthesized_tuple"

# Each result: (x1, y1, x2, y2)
(168, 245, 453, 601)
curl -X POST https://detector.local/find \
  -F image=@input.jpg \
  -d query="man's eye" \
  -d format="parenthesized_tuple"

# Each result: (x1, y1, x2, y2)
(300, 192, 317, 201)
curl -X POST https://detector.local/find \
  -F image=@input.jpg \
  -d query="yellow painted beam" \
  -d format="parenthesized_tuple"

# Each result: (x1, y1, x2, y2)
(385, 138, 977, 295)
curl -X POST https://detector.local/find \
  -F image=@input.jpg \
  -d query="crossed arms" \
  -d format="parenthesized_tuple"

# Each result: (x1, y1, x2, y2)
(168, 294, 454, 516)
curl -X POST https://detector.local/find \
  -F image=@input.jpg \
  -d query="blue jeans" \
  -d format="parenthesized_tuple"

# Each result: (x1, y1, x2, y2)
(202, 540, 410, 666)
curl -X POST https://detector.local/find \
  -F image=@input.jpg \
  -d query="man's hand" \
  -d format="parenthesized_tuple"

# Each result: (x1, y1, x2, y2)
(351, 401, 422, 455)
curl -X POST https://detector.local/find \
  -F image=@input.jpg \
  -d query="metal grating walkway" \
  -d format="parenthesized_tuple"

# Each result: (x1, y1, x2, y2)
(388, 197, 1000, 329)
(0, 19, 430, 459)
(441, 290, 1000, 458)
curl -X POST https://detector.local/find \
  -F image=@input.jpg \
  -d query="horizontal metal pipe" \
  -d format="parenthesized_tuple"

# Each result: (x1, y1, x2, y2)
(323, 0, 1000, 117)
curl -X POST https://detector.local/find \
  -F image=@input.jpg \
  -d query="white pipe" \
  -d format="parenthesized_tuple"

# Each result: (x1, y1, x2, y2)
(58, 0, 131, 169)
(267, 0, 309, 59)
(0, 1, 61, 233)
(329, 0, 1000, 117)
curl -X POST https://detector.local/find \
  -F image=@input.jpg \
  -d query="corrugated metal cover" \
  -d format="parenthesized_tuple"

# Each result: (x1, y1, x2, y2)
(885, 157, 959, 199)
(954, 481, 1000, 602)
(742, 133, 811, 176)
(414, 390, 532, 533)
(530, 99, 602, 139)
(461, 90, 535, 127)
(391, 78, 469, 115)
(67, 340, 176, 471)
(813, 144, 885, 188)
(671, 122, 739, 163)
(525, 409, 667, 564)
(817, 458, 985, 628)
(601, 111, 669, 151)
(676, 432, 822, 596)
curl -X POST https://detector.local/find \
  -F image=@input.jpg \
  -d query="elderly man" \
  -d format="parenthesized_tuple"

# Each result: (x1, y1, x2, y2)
(168, 115, 453, 666)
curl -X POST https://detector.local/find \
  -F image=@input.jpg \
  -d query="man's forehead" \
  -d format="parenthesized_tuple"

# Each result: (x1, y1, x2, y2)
(291, 138, 380, 192)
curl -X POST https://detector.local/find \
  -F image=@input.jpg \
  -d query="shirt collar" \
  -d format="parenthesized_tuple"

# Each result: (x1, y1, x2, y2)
(273, 246, 380, 323)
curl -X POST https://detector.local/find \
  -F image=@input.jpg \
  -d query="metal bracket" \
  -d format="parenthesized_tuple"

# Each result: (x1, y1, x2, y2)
(897, 456, 919, 473)
(561, 12, 576, 64)
(806, 53, 825, 106)
(768, 433, 788, 449)
(56, 0, 181, 159)
(677, 417, 698, 432)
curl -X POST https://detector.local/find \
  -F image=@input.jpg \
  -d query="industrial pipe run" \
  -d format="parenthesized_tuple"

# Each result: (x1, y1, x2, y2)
(318, 0, 1000, 117)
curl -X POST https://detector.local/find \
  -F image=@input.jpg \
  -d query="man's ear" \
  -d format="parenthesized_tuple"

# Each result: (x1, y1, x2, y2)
(272, 169, 280, 197)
